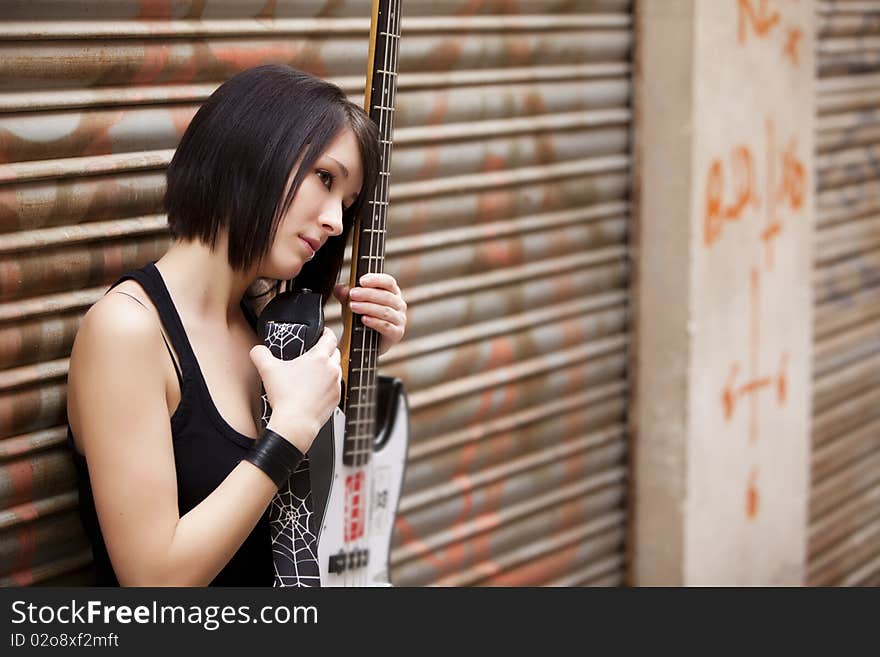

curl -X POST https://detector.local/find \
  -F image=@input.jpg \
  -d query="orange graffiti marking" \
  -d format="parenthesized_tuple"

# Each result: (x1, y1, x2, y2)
(746, 467, 760, 519)
(212, 43, 302, 74)
(722, 366, 778, 421)
(764, 118, 778, 269)
(777, 352, 789, 403)
(760, 221, 782, 245)
(417, 146, 440, 181)
(394, 515, 446, 570)
(472, 434, 509, 565)
(779, 137, 805, 211)
(103, 244, 125, 281)
(508, 36, 533, 66)
(483, 153, 507, 173)
(424, 39, 464, 72)
(763, 121, 805, 269)
(393, 472, 477, 574)
(257, 0, 279, 20)
(749, 266, 761, 444)
(481, 542, 581, 586)
(477, 190, 512, 222)
(707, 121, 805, 256)
(523, 90, 546, 116)
(131, 45, 172, 86)
(737, 0, 804, 69)
(8, 460, 36, 583)
(137, 0, 172, 20)
(784, 28, 802, 67)
(428, 92, 449, 126)
(704, 146, 760, 247)
(394, 375, 510, 578)
(721, 268, 788, 439)
(738, 0, 781, 43)
(171, 106, 199, 138)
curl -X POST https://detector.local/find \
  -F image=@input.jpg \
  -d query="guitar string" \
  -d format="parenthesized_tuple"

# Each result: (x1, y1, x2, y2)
(355, 0, 397, 587)
(356, 1, 381, 589)
(360, 0, 398, 587)
(351, 2, 383, 584)
(356, 0, 384, 585)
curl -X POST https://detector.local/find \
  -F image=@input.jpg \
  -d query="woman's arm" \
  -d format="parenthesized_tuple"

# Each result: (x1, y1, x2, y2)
(68, 294, 311, 586)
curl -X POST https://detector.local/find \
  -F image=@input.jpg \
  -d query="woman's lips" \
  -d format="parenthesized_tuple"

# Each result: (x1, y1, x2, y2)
(300, 236, 316, 256)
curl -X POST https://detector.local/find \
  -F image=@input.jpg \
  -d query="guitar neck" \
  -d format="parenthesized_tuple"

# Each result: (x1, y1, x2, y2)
(340, 0, 402, 467)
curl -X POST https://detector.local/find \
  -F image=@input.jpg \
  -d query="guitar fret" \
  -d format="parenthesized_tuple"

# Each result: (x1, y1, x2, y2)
(337, 1, 398, 469)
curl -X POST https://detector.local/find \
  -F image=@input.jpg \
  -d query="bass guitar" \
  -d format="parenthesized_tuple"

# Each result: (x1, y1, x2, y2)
(257, 0, 408, 587)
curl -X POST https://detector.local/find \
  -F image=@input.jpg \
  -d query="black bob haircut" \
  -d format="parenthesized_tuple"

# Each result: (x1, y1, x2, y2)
(165, 64, 380, 303)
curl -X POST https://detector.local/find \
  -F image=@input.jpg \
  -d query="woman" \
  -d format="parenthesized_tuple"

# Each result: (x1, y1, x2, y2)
(65, 65, 407, 586)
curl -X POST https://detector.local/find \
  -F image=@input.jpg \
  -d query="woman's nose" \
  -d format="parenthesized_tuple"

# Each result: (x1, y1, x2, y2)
(320, 201, 344, 236)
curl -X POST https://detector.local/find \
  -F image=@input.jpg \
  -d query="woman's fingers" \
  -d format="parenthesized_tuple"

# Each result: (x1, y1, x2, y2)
(362, 315, 405, 339)
(359, 273, 401, 295)
(313, 328, 338, 358)
(348, 287, 407, 312)
(347, 274, 407, 355)
(348, 301, 406, 327)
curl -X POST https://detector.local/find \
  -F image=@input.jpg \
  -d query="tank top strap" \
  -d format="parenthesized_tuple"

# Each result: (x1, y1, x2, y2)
(106, 261, 199, 381)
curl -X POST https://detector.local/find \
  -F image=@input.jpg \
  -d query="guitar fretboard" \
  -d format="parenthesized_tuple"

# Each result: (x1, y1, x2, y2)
(343, 0, 401, 467)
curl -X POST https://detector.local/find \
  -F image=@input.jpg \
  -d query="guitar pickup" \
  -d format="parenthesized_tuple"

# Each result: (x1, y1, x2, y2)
(328, 549, 370, 574)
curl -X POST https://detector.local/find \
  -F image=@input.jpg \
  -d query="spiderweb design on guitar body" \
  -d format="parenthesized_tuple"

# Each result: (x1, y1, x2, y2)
(260, 320, 321, 587)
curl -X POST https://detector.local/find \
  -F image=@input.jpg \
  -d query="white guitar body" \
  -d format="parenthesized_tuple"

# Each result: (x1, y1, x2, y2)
(311, 378, 409, 587)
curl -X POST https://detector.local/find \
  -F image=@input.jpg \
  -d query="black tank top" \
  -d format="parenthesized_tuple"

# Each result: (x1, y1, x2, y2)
(67, 261, 273, 586)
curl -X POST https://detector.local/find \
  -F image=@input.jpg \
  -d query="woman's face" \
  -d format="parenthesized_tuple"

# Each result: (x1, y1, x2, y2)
(259, 126, 365, 281)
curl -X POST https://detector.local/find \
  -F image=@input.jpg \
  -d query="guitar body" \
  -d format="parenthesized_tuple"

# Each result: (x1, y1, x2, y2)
(309, 377, 409, 586)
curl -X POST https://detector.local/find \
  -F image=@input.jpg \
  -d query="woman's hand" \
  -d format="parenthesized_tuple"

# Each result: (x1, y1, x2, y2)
(334, 273, 407, 355)
(249, 327, 341, 452)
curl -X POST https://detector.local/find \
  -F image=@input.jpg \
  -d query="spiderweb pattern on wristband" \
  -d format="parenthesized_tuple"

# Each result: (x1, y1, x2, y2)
(261, 320, 321, 587)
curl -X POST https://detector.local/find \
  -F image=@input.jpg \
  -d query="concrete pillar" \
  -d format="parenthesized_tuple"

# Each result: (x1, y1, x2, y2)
(632, 0, 815, 585)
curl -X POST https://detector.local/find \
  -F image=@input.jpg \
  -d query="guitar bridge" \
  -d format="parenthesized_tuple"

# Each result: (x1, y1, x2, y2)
(328, 549, 370, 574)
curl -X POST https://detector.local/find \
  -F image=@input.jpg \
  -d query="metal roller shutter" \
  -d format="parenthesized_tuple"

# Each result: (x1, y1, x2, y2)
(0, 0, 632, 587)
(811, 0, 880, 587)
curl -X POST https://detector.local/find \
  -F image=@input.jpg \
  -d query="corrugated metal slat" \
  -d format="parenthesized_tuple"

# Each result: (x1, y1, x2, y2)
(811, 0, 880, 586)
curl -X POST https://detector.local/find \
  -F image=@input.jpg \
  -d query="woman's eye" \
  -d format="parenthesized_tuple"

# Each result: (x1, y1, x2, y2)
(316, 169, 334, 190)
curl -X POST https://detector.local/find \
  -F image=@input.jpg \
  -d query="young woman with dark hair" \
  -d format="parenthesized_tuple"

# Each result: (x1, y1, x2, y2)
(65, 65, 407, 586)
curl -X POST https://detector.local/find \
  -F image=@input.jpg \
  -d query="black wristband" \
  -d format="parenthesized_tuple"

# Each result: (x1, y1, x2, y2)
(243, 428, 304, 489)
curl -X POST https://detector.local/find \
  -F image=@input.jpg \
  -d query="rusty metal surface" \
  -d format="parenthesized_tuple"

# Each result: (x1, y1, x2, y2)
(0, 1, 631, 21)
(0, 0, 633, 586)
(811, 0, 880, 586)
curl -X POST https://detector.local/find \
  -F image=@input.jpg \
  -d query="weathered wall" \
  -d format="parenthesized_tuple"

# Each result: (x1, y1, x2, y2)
(635, 0, 814, 585)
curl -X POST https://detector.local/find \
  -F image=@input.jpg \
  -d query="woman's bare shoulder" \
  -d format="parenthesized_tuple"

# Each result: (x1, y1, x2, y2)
(67, 287, 173, 456)
(69, 289, 169, 399)
(76, 289, 162, 352)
